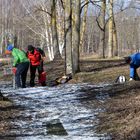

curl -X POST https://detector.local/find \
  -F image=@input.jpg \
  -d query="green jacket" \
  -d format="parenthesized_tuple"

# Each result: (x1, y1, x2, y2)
(12, 48, 29, 67)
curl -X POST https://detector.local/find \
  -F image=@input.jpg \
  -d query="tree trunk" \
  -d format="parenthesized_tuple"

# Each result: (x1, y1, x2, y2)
(42, 5, 54, 61)
(0, 0, 4, 55)
(99, 0, 106, 58)
(80, 0, 88, 55)
(64, 0, 73, 75)
(51, 0, 61, 60)
(72, 0, 80, 74)
(113, 17, 118, 57)
(108, 0, 113, 58)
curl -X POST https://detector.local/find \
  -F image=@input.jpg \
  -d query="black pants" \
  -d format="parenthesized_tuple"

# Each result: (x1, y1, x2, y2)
(15, 62, 29, 88)
(30, 62, 46, 87)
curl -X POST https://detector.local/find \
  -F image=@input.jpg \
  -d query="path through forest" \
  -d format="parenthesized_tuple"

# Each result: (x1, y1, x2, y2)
(0, 83, 111, 140)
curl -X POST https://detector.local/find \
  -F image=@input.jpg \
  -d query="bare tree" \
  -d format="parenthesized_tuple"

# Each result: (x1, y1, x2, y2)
(72, 0, 81, 73)
(51, 0, 61, 60)
(112, 15, 118, 56)
(108, 0, 113, 58)
(80, 0, 89, 55)
(98, 0, 106, 58)
(64, 0, 73, 74)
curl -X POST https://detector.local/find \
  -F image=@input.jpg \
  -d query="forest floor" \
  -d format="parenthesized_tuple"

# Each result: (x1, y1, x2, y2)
(1, 57, 140, 139)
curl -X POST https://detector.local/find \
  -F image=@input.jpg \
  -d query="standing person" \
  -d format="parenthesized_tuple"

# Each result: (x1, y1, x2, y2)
(27, 45, 46, 87)
(125, 52, 140, 81)
(5, 44, 29, 88)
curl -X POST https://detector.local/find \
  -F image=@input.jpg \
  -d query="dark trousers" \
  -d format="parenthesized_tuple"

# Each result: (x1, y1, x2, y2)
(15, 62, 29, 88)
(30, 62, 46, 87)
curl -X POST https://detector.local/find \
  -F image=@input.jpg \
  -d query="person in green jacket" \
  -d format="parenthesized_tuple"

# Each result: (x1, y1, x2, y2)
(6, 44, 29, 88)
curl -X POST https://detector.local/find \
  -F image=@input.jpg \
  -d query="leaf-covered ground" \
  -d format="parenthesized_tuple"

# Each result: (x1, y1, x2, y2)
(1, 58, 140, 139)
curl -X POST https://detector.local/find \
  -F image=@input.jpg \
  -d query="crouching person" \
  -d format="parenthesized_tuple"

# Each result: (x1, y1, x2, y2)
(6, 44, 29, 88)
(125, 52, 140, 81)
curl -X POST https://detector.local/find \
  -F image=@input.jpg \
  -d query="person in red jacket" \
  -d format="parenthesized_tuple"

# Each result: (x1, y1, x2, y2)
(27, 45, 46, 87)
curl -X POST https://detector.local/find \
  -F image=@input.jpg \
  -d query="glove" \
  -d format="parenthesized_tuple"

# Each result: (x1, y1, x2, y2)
(12, 67, 17, 74)
(129, 78, 133, 81)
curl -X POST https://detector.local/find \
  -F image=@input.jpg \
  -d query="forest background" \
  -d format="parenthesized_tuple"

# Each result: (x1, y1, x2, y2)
(0, 0, 140, 74)
(0, 1, 140, 139)
(0, 0, 140, 73)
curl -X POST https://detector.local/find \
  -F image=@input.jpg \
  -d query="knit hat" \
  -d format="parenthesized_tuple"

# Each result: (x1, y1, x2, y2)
(7, 44, 14, 51)
(28, 45, 34, 51)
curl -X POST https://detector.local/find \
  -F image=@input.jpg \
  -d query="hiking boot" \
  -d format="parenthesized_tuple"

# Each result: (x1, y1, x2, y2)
(41, 82, 46, 86)
(30, 82, 35, 87)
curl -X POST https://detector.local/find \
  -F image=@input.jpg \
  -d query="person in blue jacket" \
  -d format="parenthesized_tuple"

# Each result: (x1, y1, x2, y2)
(125, 53, 140, 81)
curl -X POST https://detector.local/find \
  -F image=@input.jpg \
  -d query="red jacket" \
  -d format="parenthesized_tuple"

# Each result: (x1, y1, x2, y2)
(27, 49, 41, 66)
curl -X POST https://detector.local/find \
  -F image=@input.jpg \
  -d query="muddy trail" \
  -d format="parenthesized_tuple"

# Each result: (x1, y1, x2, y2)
(0, 59, 140, 139)
(0, 83, 111, 140)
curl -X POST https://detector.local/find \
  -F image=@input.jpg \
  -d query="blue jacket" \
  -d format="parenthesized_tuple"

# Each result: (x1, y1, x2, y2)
(129, 53, 140, 78)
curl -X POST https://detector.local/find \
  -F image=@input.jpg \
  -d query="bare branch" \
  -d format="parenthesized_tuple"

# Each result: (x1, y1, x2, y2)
(80, 1, 90, 14)
(89, 0, 101, 8)
(34, 6, 52, 17)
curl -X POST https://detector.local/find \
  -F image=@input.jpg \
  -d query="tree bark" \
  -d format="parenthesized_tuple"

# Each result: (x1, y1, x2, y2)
(51, 0, 61, 60)
(80, 0, 88, 55)
(108, 0, 113, 58)
(64, 0, 73, 74)
(99, 0, 106, 58)
(72, 0, 80, 74)
(113, 17, 118, 57)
